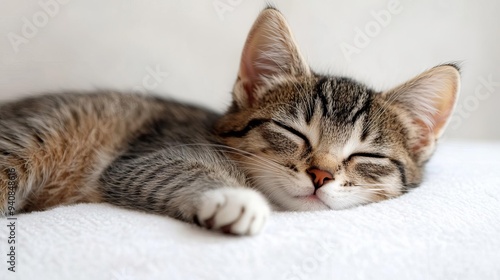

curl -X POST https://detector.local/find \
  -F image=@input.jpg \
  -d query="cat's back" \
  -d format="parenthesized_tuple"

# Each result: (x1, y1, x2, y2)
(0, 91, 219, 144)
(0, 91, 217, 129)
(0, 91, 219, 212)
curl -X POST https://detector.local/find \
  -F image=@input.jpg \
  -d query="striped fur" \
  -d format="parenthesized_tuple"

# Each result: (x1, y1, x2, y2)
(0, 8, 459, 235)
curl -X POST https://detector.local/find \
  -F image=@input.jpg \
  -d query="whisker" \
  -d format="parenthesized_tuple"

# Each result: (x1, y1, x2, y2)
(170, 143, 285, 172)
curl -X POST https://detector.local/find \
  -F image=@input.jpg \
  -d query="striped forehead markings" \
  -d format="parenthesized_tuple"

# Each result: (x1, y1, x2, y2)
(307, 76, 373, 125)
(305, 77, 331, 125)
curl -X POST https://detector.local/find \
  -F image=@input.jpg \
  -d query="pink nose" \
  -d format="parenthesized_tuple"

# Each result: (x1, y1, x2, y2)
(307, 168, 334, 189)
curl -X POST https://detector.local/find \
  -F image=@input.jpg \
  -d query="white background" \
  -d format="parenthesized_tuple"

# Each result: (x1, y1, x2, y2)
(0, 0, 499, 140)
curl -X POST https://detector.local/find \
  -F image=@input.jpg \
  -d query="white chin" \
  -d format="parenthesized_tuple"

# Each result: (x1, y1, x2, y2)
(315, 189, 367, 210)
(317, 197, 365, 210)
(275, 195, 330, 211)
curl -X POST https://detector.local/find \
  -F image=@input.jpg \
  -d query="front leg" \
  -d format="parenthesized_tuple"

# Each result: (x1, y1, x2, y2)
(195, 187, 270, 235)
(99, 151, 270, 235)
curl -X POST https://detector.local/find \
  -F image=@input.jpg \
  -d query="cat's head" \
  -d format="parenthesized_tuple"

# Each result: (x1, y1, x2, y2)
(215, 8, 460, 211)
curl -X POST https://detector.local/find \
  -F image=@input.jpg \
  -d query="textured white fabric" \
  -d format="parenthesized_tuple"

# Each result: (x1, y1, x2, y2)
(1, 141, 500, 280)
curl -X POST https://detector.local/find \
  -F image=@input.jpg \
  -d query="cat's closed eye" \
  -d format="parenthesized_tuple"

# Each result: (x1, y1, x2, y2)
(260, 120, 311, 155)
(271, 120, 310, 146)
(347, 153, 387, 161)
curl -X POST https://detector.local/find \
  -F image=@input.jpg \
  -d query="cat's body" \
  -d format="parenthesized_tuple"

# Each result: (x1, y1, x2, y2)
(0, 8, 460, 235)
(0, 93, 227, 211)
(1, 91, 271, 234)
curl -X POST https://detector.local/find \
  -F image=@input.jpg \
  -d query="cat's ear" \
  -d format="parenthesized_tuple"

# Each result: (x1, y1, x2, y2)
(233, 8, 310, 108)
(384, 64, 460, 157)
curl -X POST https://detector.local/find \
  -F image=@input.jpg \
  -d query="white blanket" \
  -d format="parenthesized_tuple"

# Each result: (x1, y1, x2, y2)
(1, 141, 500, 280)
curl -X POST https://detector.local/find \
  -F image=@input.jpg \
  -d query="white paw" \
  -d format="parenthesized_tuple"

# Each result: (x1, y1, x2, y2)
(195, 187, 271, 235)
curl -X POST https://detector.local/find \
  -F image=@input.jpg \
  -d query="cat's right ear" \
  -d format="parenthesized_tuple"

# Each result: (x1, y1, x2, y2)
(383, 64, 460, 161)
(233, 8, 310, 108)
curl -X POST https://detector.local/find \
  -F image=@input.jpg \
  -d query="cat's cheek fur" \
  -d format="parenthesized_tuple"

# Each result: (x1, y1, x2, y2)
(195, 187, 270, 235)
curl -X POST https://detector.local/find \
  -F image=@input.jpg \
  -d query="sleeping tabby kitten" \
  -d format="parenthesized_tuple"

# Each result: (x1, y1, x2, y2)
(0, 8, 459, 235)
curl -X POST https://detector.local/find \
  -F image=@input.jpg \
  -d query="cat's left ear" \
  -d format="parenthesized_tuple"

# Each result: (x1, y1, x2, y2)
(233, 8, 311, 108)
(384, 64, 460, 157)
